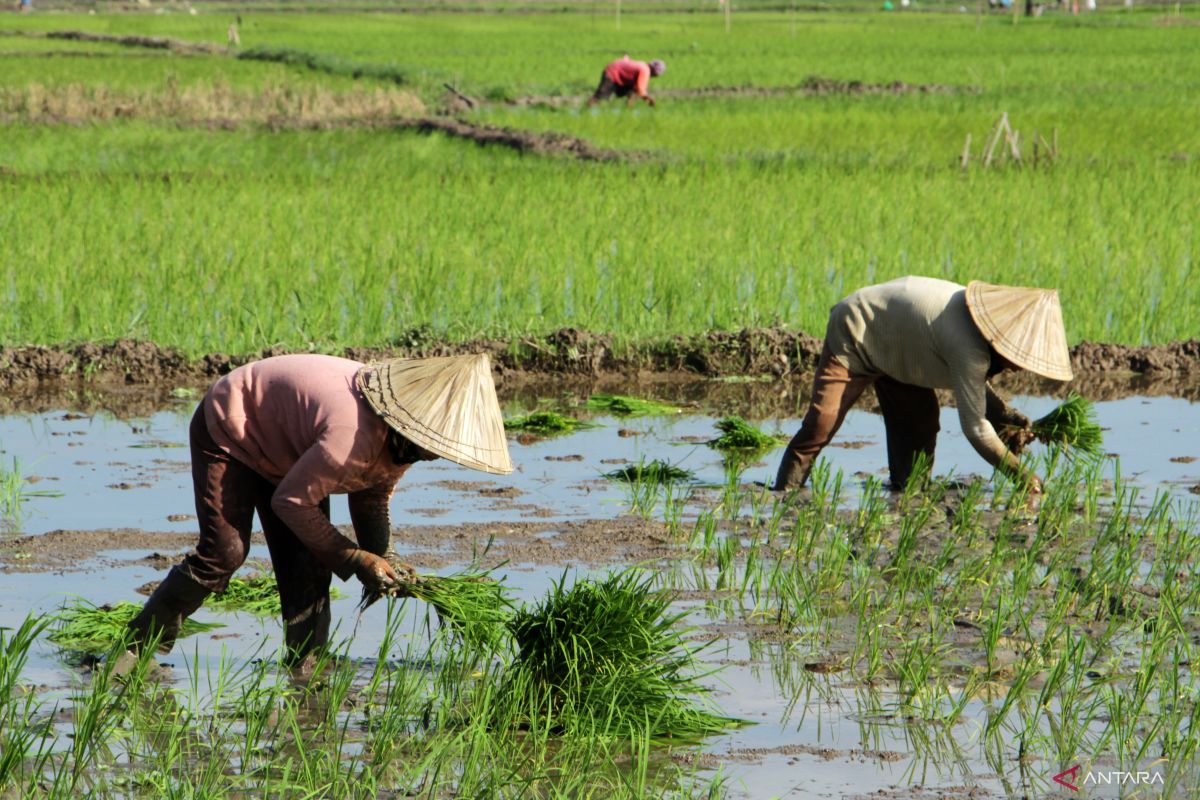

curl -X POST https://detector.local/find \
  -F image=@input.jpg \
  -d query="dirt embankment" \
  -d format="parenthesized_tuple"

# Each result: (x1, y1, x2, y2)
(2, 331, 1199, 403)
(245, 116, 636, 161)
(40, 30, 229, 56)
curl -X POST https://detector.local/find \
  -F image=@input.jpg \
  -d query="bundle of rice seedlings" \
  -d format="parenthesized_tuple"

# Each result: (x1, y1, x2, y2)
(603, 459, 694, 485)
(1030, 394, 1104, 458)
(49, 600, 222, 653)
(585, 393, 682, 418)
(502, 571, 737, 739)
(359, 564, 514, 653)
(707, 416, 788, 452)
(203, 572, 343, 616)
(503, 411, 596, 437)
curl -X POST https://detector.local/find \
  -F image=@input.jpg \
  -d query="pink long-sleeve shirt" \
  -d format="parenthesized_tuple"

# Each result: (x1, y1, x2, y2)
(203, 354, 409, 579)
(604, 56, 651, 97)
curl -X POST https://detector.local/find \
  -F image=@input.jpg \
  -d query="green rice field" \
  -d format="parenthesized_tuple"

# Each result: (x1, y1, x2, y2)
(1, 4, 1197, 356)
(1, 7, 1199, 795)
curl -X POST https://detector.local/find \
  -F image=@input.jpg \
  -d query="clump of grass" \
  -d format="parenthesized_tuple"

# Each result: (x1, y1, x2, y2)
(504, 411, 596, 437)
(205, 572, 344, 617)
(1030, 394, 1104, 458)
(360, 566, 514, 652)
(585, 394, 682, 418)
(49, 600, 222, 653)
(603, 460, 694, 484)
(503, 571, 736, 739)
(707, 416, 788, 452)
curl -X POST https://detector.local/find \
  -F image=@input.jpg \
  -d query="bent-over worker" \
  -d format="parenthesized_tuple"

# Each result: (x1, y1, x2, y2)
(587, 55, 666, 107)
(118, 353, 512, 672)
(773, 276, 1073, 493)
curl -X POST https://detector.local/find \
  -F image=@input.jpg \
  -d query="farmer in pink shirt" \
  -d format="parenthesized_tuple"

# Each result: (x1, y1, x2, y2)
(587, 55, 666, 107)
(117, 353, 512, 673)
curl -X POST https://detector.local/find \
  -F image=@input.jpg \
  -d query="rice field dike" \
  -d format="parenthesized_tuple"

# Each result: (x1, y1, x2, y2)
(2, 2, 1200, 799)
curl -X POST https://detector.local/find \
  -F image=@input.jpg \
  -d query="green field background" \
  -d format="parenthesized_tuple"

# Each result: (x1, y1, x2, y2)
(1, 8, 1197, 356)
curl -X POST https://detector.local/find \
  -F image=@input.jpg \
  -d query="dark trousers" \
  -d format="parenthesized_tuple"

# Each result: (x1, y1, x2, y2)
(184, 406, 332, 659)
(774, 345, 940, 490)
(591, 72, 632, 101)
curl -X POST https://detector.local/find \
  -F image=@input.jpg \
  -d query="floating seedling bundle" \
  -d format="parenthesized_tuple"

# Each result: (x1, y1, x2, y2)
(585, 394, 682, 418)
(503, 410, 596, 437)
(603, 459, 694, 485)
(205, 572, 343, 616)
(503, 571, 736, 739)
(707, 416, 788, 452)
(50, 600, 222, 653)
(1029, 394, 1104, 458)
(359, 562, 513, 652)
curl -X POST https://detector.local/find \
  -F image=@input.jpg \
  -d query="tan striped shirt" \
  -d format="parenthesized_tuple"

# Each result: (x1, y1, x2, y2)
(823, 276, 1014, 471)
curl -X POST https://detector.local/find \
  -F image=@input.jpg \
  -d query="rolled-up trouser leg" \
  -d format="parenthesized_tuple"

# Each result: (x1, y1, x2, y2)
(773, 346, 875, 490)
(259, 494, 333, 664)
(874, 376, 940, 490)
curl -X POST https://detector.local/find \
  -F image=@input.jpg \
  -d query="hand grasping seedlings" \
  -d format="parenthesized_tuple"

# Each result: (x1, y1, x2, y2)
(1031, 393, 1103, 456)
(354, 552, 418, 612)
(357, 554, 514, 653)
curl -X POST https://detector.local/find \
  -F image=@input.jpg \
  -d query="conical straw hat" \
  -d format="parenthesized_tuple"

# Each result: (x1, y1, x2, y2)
(965, 281, 1074, 381)
(356, 354, 513, 475)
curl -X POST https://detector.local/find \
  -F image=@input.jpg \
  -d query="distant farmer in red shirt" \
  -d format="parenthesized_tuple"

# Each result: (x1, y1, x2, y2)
(587, 55, 666, 107)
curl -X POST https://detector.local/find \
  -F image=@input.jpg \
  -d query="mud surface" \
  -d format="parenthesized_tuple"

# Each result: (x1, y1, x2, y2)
(386, 117, 636, 160)
(2, 332, 1198, 403)
(35, 30, 228, 56)
(0, 516, 671, 575)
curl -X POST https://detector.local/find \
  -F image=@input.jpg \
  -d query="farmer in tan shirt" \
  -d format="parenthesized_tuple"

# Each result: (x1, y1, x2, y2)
(120, 353, 512, 672)
(773, 276, 1074, 492)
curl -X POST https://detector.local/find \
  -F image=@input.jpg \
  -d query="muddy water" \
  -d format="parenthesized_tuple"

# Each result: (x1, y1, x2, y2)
(1, 389, 1198, 798)
(2, 394, 1196, 537)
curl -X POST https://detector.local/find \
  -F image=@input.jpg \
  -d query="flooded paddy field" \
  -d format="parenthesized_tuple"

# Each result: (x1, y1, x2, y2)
(2, 376, 1198, 798)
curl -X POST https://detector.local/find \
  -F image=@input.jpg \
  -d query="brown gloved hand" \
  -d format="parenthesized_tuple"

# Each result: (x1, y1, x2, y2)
(345, 549, 402, 594)
(999, 426, 1037, 456)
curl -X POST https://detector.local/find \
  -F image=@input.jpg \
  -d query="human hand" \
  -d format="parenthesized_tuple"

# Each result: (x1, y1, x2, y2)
(347, 550, 401, 593)
(646, 96, 656, 107)
(999, 425, 1036, 455)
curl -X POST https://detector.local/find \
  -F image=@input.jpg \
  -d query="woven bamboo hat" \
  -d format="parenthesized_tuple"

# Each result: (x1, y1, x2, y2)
(965, 281, 1074, 381)
(356, 354, 513, 475)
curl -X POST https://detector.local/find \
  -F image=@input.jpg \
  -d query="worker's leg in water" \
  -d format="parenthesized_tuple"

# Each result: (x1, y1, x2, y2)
(260, 496, 333, 665)
(129, 405, 252, 653)
(875, 377, 940, 490)
(773, 347, 875, 490)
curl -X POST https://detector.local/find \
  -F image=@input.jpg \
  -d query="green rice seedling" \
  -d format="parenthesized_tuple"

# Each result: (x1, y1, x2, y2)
(205, 572, 344, 616)
(585, 394, 682, 418)
(0, 455, 64, 528)
(360, 566, 514, 653)
(503, 570, 738, 740)
(503, 410, 597, 437)
(1029, 394, 1104, 458)
(48, 600, 222, 653)
(0, 615, 51, 786)
(603, 459, 694, 485)
(707, 416, 788, 452)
